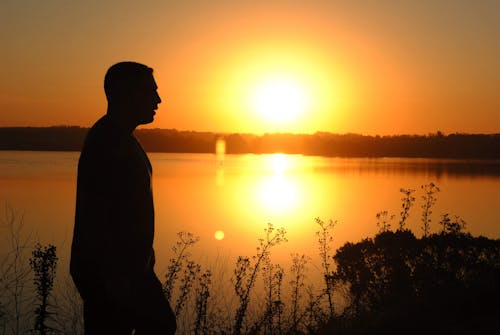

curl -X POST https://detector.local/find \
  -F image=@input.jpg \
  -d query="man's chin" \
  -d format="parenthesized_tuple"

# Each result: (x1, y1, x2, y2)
(139, 115, 155, 125)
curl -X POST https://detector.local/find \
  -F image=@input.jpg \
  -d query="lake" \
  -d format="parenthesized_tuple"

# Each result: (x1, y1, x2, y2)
(1, 151, 499, 278)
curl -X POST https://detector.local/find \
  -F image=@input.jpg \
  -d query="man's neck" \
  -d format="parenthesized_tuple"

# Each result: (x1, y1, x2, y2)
(106, 108, 137, 134)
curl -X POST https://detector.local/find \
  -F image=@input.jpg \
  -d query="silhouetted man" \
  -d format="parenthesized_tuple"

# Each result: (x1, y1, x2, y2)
(71, 62, 176, 334)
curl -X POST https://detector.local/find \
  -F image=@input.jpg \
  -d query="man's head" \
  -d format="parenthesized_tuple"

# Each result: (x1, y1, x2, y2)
(104, 62, 161, 126)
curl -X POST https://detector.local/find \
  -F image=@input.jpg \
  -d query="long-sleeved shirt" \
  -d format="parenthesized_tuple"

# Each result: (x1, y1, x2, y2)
(70, 115, 155, 300)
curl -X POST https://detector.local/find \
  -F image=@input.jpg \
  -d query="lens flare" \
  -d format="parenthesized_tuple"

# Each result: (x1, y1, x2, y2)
(214, 230, 225, 240)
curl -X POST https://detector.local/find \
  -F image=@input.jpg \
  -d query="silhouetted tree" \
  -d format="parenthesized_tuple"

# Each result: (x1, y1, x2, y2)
(332, 228, 499, 334)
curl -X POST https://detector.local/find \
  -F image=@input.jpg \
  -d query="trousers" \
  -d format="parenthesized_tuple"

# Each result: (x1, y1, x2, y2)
(83, 273, 176, 335)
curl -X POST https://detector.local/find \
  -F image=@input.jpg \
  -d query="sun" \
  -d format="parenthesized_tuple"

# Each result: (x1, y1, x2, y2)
(251, 77, 309, 124)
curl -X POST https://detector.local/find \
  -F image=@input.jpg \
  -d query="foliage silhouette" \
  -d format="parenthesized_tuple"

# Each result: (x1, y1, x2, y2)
(288, 254, 309, 334)
(193, 269, 211, 335)
(331, 229, 499, 334)
(0, 205, 32, 335)
(163, 232, 199, 302)
(420, 182, 440, 236)
(29, 244, 58, 335)
(232, 223, 287, 335)
(398, 188, 415, 230)
(315, 218, 336, 318)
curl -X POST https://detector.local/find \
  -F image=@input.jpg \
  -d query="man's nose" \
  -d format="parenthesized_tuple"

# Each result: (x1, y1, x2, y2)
(156, 92, 162, 104)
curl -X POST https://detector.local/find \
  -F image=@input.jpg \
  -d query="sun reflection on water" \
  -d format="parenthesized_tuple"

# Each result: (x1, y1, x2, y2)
(257, 175, 300, 213)
(270, 153, 289, 174)
(255, 153, 302, 213)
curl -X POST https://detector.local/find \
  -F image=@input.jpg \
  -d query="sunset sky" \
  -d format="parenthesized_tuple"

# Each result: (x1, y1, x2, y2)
(1, 0, 499, 135)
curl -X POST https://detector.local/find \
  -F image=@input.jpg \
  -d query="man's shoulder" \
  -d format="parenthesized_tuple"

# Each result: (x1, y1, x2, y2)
(80, 115, 133, 162)
(83, 116, 120, 150)
(86, 115, 113, 140)
(79, 117, 112, 161)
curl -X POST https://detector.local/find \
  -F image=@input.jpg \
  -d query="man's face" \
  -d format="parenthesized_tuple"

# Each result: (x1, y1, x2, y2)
(131, 74, 162, 125)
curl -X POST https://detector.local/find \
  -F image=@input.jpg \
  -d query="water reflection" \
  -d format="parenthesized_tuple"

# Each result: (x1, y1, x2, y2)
(269, 153, 288, 174)
(313, 157, 500, 179)
(216, 166, 225, 187)
(257, 174, 301, 213)
(255, 154, 301, 213)
(1, 151, 499, 277)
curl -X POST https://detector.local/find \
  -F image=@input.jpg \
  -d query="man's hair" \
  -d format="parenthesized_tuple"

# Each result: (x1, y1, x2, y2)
(104, 62, 153, 103)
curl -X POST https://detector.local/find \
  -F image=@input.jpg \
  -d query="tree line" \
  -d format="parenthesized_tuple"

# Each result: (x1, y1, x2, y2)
(1, 127, 500, 158)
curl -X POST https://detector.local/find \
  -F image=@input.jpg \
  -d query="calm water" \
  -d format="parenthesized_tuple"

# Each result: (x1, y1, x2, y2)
(1, 151, 499, 275)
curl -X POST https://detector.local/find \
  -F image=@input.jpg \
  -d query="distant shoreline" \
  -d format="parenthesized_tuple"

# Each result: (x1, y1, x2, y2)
(1, 126, 500, 159)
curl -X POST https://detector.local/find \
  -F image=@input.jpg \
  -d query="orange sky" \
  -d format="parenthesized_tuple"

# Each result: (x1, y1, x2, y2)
(1, 1, 499, 135)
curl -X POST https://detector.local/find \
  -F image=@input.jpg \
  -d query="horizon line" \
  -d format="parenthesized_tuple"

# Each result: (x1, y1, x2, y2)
(1, 125, 499, 137)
